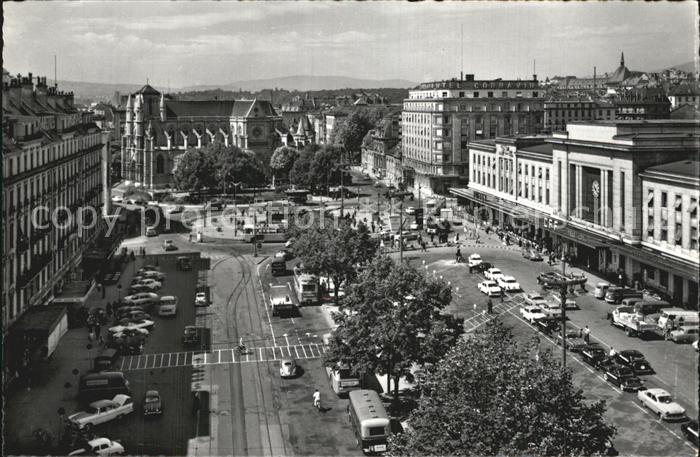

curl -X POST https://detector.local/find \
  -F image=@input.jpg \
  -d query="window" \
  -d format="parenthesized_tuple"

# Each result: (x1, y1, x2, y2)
(459, 92, 464, 97)
(473, 92, 479, 98)
(533, 91, 539, 97)
(675, 223, 683, 246)
(646, 189, 654, 207)
(689, 198, 697, 219)
(661, 192, 667, 207)
(501, 91, 508, 98)
(487, 92, 494, 98)
(691, 227, 698, 251)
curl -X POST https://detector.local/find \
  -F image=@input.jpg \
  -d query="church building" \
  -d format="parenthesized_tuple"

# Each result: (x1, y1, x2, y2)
(121, 84, 283, 188)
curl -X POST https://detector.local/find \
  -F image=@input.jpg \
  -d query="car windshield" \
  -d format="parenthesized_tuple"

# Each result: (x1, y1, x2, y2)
(503, 279, 516, 283)
(491, 269, 501, 274)
(146, 396, 158, 403)
(619, 368, 634, 377)
(530, 295, 543, 300)
(470, 255, 481, 260)
(485, 282, 497, 287)
(657, 395, 672, 403)
(85, 406, 98, 414)
(530, 308, 542, 313)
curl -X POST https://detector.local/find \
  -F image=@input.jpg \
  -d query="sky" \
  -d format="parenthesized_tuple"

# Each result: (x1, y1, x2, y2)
(3, 1, 698, 88)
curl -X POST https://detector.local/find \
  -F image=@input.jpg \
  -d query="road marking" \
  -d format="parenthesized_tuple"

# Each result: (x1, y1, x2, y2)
(257, 262, 277, 346)
(300, 345, 308, 358)
(294, 346, 300, 358)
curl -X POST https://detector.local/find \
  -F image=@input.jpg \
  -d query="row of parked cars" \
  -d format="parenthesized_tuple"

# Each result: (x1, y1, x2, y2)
(471, 254, 523, 297)
(521, 304, 697, 447)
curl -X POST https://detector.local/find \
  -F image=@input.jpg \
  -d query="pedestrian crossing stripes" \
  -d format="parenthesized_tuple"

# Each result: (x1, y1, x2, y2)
(200, 253, 229, 261)
(463, 294, 525, 333)
(118, 343, 327, 371)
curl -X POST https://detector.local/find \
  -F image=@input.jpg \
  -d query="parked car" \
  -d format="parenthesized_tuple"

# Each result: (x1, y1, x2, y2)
(109, 319, 155, 335)
(580, 345, 608, 369)
(603, 365, 645, 392)
(605, 287, 643, 304)
(68, 437, 125, 456)
(497, 275, 520, 291)
(478, 280, 502, 297)
(123, 292, 159, 307)
(195, 292, 207, 307)
(143, 390, 162, 416)
(614, 350, 654, 375)
(68, 394, 134, 430)
(681, 420, 699, 446)
(115, 306, 145, 319)
(163, 240, 178, 251)
(128, 284, 150, 294)
(135, 279, 161, 291)
(534, 316, 560, 335)
(484, 267, 504, 281)
(693, 340, 699, 352)
(409, 222, 419, 231)
(467, 254, 483, 268)
(637, 388, 687, 421)
(279, 359, 298, 378)
(552, 294, 579, 310)
(158, 296, 178, 317)
(524, 292, 547, 307)
(140, 270, 166, 281)
(111, 195, 124, 203)
(145, 227, 157, 237)
(405, 207, 416, 215)
(554, 329, 586, 352)
(520, 305, 546, 324)
(593, 282, 612, 299)
(110, 327, 149, 340)
(205, 200, 225, 211)
(540, 301, 563, 318)
(667, 326, 700, 344)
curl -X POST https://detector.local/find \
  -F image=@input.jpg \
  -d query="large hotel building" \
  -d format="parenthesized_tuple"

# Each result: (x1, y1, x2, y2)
(401, 74, 544, 195)
(2, 73, 111, 343)
(450, 120, 699, 307)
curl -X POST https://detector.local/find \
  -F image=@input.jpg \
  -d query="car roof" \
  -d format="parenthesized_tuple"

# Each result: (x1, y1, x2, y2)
(87, 438, 111, 446)
(90, 399, 114, 408)
(645, 388, 669, 396)
(620, 349, 643, 356)
(281, 358, 295, 364)
(501, 276, 516, 280)
(145, 390, 159, 396)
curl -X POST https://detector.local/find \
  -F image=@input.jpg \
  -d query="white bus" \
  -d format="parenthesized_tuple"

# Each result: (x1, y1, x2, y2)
(293, 270, 319, 306)
(347, 389, 390, 454)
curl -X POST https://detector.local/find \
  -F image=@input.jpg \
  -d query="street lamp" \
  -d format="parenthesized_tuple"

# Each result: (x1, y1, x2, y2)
(542, 275, 588, 369)
(388, 190, 406, 263)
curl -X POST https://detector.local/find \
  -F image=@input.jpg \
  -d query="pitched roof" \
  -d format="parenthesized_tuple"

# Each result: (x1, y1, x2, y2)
(135, 84, 161, 96)
(165, 100, 236, 118)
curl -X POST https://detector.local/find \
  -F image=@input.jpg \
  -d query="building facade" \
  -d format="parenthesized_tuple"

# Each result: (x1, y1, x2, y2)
(121, 85, 282, 188)
(2, 73, 109, 332)
(544, 97, 617, 132)
(402, 75, 544, 196)
(639, 160, 699, 304)
(361, 115, 402, 186)
(451, 120, 699, 307)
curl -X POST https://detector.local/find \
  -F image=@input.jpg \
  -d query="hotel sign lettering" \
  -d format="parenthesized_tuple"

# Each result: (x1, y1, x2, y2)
(422, 81, 538, 90)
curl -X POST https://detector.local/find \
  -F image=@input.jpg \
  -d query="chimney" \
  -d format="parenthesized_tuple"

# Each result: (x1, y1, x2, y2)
(593, 66, 597, 95)
(533, 74, 537, 82)
(465, 74, 474, 82)
(461, 71, 464, 81)
(20, 73, 34, 103)
(36, 76, 48, 105)
(8, 78, 21, 106)
(2, 81, 9, 110)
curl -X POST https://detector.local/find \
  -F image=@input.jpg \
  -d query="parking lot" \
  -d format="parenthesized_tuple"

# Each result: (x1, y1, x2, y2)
(401, 245, 698, 455)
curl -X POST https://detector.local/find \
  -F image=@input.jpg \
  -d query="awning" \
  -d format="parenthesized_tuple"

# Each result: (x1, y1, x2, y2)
(552, 225, 611, 249)
(614, 244, 699, 283)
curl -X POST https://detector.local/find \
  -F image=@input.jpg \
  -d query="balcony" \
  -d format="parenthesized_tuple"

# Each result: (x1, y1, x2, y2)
(17, 251, 52, 288)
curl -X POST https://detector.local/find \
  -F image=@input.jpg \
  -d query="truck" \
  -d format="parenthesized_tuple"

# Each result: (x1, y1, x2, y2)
(610, 306, 657, 338)
(269, 284, 296, 316)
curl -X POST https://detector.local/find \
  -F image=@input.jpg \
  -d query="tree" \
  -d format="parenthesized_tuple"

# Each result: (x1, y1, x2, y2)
(291, 220, 377, 304)
(389, 321, 616, 457)
(288, 148, 314, 190)
(331, 110, 377, 160)
(173, 148, 216, 194)
(269, 146, 298, 184)
(173, 143, 266, 194)
(325, 256, 463, 404)
(288, 144, 342, 193)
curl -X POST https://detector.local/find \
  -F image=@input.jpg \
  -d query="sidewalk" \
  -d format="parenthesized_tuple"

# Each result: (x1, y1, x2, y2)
(4, 253, 149, 454)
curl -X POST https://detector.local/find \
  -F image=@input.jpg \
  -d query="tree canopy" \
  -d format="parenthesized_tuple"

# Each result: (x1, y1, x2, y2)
(325, 256, 464, 401)
(269, 146, 299, 182)
(291, 219, 377, 303)
(389, 321, 616, 457)
(288, 144, 342, 193)
(330, 110, 377, 159)
(173, 143, 267, 193)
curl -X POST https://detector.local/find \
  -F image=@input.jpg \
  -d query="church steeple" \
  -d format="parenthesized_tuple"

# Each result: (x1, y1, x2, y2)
(620, 52, 625, 68)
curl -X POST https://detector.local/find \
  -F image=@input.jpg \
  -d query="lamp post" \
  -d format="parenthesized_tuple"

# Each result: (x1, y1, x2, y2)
(542, 275, 588, 368)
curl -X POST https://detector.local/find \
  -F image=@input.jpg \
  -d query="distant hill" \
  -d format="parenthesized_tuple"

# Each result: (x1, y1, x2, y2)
(181, 75, 418, 92)
(55, 80, 168, 105)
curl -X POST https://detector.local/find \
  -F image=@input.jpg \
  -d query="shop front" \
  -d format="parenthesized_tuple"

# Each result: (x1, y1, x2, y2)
(614, 244, 698, 308)
(548, 224, 613, 273)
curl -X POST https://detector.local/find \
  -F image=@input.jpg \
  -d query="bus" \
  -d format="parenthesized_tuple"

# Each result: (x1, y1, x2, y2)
(326, 361, 361, 396)
(293, 270, 319, 306)
(347, 389, 390, 454)
(271, 254, 286, 276)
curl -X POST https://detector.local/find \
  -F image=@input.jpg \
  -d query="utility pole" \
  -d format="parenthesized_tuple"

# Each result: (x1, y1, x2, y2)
(253, 211, 258, 257)
(340, 152, 345, 219)
(399, 197, 404, 263)
(543, 275, 587, 368)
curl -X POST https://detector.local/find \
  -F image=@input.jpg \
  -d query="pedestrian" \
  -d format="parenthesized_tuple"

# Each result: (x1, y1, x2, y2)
(88, 331, 95, 343)
(188, 233, 193, 243)
(95, 325, 102, 341)
(473, 303, 478, 314)
(106, 302, 113, 318)
(430, 233, 434, 243)
(500, 288, 505, 303)
(578, 327, 584, 339)
(98, 333, 105, 346)
(487, 298, 493, 315)
(421, 241, 427, 252)
(678, 316, 685, 328)
(313, 389, 321, 410)
(101, 283, 106, 299)
(583, 325, 590, 344)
